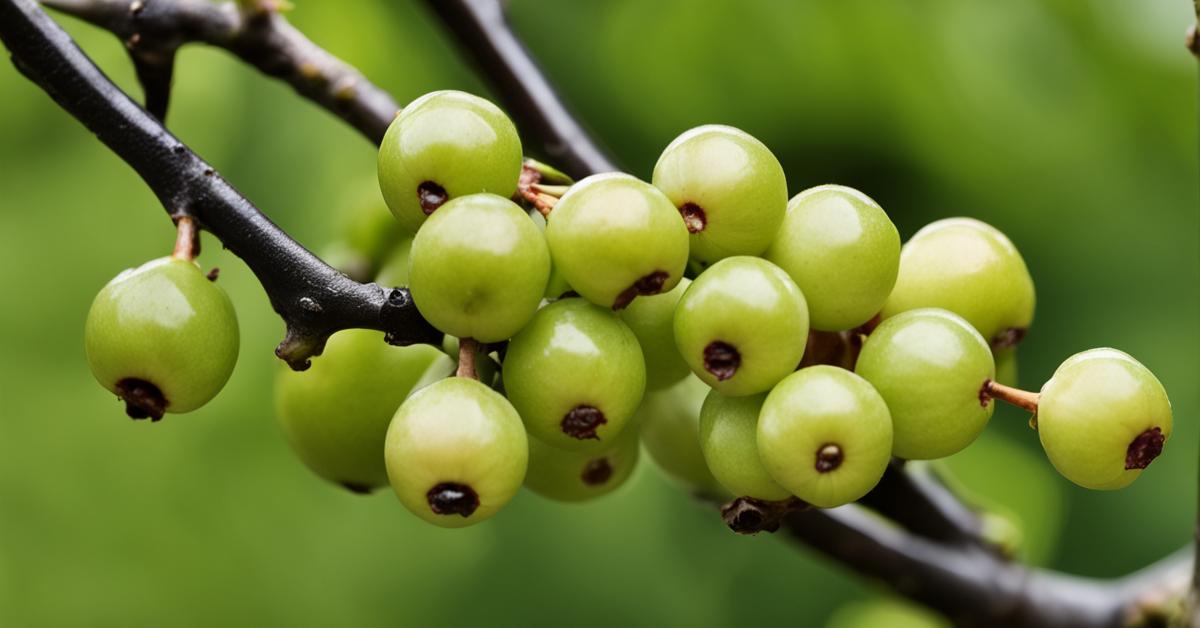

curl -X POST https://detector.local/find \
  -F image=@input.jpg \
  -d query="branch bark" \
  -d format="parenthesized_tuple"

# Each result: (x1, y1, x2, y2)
(1, 0, 440, 369)
(3, 0, 1193, 625)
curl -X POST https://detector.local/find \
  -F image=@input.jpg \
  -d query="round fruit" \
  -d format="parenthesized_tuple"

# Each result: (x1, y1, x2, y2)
(503, 298, 646, 451)
(881, 218, 1035, 346)
(377, 90, 522, 233)
(855, 308, 995, 460)
(408, 193, 550, 342)
(275, 330, 452, 492)
(674, 256, 809, 396)
(524, 425, 640, 502)
(618, 278, 691, 391)
(652, 125, 788, 263)
(1037, 349, 1172, 490)
(758, 366, 893, 508)
(764, 185, 900, 331)
(637, 375, 726, 497)
(546, 173, 689, 309)
(384, 377, 528, 528)
(699, 390, 790, 501)
(84, 257, 239, 420)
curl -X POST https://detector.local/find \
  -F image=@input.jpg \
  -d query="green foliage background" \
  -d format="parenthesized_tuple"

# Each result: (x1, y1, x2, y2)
(0, 1, 1195, 626)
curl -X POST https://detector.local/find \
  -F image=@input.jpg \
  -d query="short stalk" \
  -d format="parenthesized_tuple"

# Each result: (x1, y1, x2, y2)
(171, 216, 199, 261)
(456, 337, 479, 380)
(980, 379, 1039, 413)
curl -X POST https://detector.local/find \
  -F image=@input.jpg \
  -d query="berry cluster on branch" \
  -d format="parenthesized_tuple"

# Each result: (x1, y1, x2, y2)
(2, 0, 1195, 626)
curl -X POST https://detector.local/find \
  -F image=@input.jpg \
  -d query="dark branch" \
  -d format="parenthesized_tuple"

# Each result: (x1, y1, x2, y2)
(781, 506, 1192, 628)
(43, 0, 400, 142)
(0, 0, 440, 368)
(420, 0, 617, 179)
(858, 460, 987, 547)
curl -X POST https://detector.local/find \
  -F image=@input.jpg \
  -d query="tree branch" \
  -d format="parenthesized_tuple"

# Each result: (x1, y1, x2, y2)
(43, 0, 399, 141)
(0, 0, 440, 369)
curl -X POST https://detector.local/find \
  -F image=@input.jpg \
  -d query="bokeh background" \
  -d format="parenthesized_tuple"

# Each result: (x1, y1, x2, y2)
(0, 1, 1196, 626)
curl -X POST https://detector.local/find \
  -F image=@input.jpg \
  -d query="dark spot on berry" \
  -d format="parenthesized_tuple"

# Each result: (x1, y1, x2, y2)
(978, 379, 993, 408)
(417, 181, 448, 215)
(561, 405, 607, 440)
(992, 327, 1027, 350)
(1125, 427, 1165, 470)
(679, 202, 706, 233)
(612, 270, 670, 310)
(340, 481, 374, 495)
(581, 458, 614, 486)
(116, 378, 167, 422)
(815, 444, 843, 473)
(206, 267, 220, 282)
(426, 482, 479, 517)
(703, 341, 741, 381)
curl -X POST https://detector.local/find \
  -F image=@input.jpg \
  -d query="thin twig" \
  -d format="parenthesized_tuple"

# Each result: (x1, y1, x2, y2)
(171, 215, 198, 260)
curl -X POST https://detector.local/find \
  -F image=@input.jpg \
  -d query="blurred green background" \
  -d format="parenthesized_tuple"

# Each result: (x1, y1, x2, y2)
(0, 1, 1196, 626)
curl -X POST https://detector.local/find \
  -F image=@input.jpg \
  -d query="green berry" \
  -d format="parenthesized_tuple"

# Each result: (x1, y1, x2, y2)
(1037, 349, 1171, 490)
(855, 308, 995, 460)
(652, 125, 788, 263)
(637, 375, 726, 497)
(524, 425, 640, 502)
(84, 257, 239, 420)
(618, 278, 691, 391)
(409, 193, 549, 342)
(503, 298, 646, 451)
(674, 256, 809, 396)
(758, 366, 893, 508)
(994, 346, 1019, 388)
(384, 377, 528, 527)
(546, 173, 689, 309)
(764, 185, 900, 331)
(699, 390, 790, 501)
(377, 90, 522, 233)
(881, 218, 1035, 346)
(274, 330, 452, 492)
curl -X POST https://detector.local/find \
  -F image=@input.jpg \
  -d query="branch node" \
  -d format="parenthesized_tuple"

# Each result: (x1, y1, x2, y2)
(720, 496, 808, 535)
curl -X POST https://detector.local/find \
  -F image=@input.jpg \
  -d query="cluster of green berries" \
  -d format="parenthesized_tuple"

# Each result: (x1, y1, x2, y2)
(83, 90, 1173, 530)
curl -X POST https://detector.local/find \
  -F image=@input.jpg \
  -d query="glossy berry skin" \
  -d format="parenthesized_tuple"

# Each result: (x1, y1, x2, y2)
(1037, 349, 1172, 490)
(674, 256, 809, 396)
(764, 185, 900, 331)
(637, 375, 727, 498)
(699, 391, 790, 501)
(503, 298, 646, 451)
(652, 125, 788, 263)
(881, 218, 1035, 346)
(523, 425, 640, 502)
(618, 278, 691, 391)
(84, 257, 239, 419)
(855, 308, 995, 460)
(546, 173, 689, 309)
(274, 330, 452, 492)
(758, 366, 893, 508)
(409, 193, 550, 343)
(384, 377, 528, 528)
(377, 90, 522, 233)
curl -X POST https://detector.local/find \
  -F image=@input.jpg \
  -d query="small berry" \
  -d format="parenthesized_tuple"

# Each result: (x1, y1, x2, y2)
(408, 193, 550, 343)
(546, 173, 689, 309)
(617, 278, 691, 390)
(384, 377, 528, 527)
(674, 256, 809, 396)
(503, 298, 646, 451)
(652, 125, 788, 263)
(764, 185, 899, 331)
(699, 390, 790, 501)
(1037, 349, 1172, 490)
(637, 375, 727, 498)
(758, 366, 893, 508)
(523, 425, 640, 502)
(377, 91, 523, 233)
(855, 308, 995, 460)
(84, 257, 239, 420)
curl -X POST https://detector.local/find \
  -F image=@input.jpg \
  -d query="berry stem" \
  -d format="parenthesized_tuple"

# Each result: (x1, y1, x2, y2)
(456, 337, 479, 380)
(517, 161, 562, 218)
(171, 215, 199, 261)
(980, 379, 1039, 413)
